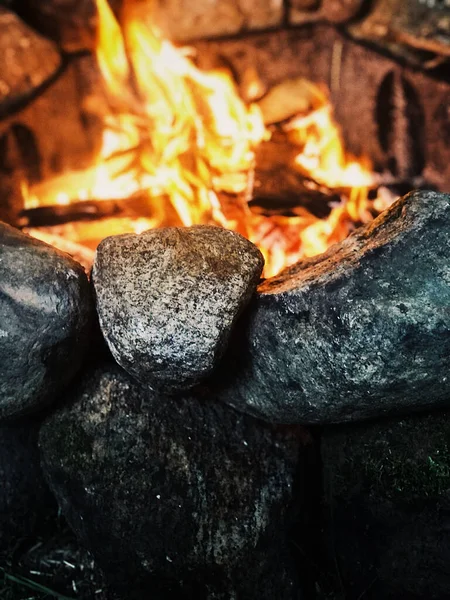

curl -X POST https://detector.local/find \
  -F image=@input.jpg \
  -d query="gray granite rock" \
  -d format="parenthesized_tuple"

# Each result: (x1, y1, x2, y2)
(0, 223, 92, 420)
(0, 417, 57, 557)
(213, 190, 450, 424)
(92, 225, 264, 392)
(321, 411, 450, 599)
(39, 362, 304, 599)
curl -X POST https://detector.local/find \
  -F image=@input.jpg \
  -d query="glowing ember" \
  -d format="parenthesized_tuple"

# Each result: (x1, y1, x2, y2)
(24, 0, 391, 278)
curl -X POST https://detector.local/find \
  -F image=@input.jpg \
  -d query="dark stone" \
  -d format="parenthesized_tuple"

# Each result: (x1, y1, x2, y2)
(322, 410, 450, 600)
(290, 0, 363, 25)
(39, 362, 303, 600)
(0, 417, 56, 557)
(0, 223, 92, 420)
(0, 7, 61, 118)
(213, 190, 450, 424)
(194, 28, 450, 192)
(16, 0, 121, 53)
(92, 225, 264, 393)
(347, 0, 450, 67)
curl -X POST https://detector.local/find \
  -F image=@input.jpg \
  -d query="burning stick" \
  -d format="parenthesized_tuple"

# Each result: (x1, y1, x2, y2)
(17, 193, 163, 228)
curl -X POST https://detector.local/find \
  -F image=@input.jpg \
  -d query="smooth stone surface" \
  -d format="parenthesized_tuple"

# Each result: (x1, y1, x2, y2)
(92, 225, 264, 392)
(322, 411, 450, 599)
(39, 362, 303, 599)
(0, 223, 92, 420)
(0, 7, 61, 116)
(213, 190, 450, 424)
(0, 417, 56, 557)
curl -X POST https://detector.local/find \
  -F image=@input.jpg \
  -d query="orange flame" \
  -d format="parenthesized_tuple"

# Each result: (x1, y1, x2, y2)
(24, 0, 391, 278)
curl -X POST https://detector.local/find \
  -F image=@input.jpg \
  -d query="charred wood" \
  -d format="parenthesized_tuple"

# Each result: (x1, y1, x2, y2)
(17, 194, 159, 228)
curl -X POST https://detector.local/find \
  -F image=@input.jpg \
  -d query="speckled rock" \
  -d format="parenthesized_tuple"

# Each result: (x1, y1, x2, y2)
(92, 225, 264, 393)
(322, 411, 450, 599)
(39, 362, 303, 599)
(0, 223, 92, 420)
(0, 417, 56, 557)
(213, 190, 450, 424)
(0, 7, 62, 117)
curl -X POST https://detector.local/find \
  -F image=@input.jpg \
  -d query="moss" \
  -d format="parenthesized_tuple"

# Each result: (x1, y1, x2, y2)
(325, 411, 450, 501)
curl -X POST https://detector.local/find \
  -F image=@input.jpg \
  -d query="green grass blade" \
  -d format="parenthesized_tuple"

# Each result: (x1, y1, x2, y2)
(1, 568, 76, 600)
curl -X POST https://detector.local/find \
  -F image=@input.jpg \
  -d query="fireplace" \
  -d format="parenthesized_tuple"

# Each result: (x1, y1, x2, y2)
(0, 1, 450, 599)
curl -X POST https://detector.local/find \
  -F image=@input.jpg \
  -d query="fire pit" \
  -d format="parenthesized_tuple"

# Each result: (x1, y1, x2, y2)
(0, 1, 449, 599)
(2, 0, 448, 277)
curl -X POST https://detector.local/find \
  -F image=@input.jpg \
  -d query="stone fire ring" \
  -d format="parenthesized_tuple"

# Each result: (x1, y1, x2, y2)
(1, 189, 449, 425)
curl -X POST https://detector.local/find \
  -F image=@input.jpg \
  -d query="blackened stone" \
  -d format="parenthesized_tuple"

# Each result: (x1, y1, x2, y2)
(0, 7, 61, 117)
(214, 190, 450, 424)
(39, 362, 303, 600)
(0, 417, 56, 557)
(16, 0, 121, 53)
(0, 223, 92, 420)
(322, 411, 450, 600)
(347, 0, 450, 67)
(92, 225, 264, 393)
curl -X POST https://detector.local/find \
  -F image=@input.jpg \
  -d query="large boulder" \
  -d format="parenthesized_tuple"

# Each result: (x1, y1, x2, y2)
(0, 417, 56, 558)
(92, 225, 264, 393)
(322, 410, 450, 600)
(213, 190, 450, 424)
(0, 223, 92, 420)
(39, 362, 303, 599)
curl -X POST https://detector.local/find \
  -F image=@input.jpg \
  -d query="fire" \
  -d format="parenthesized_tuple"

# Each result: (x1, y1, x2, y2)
(24, 0, 391, 278)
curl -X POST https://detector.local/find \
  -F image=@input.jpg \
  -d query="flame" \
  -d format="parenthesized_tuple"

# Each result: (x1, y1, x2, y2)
(24, 0, 389, 278)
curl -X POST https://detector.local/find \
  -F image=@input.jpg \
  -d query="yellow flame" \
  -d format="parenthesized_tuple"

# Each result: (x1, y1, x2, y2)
(24, 0, 387, 278)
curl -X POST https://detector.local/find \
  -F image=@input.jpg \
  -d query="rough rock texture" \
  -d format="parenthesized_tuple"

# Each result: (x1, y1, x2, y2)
(18, 0, 282, 50)
(0, 417, 56, 557)
(92, 225, 264, 392)
(347, 0, 450, 66)
(39, 362, 303, 600)
(0, 223, 92, 420)
(194, 28, 450, 193)
(17, 0, 122, 53)
(322, 411, 450, 600)
(290, 0, 363, 25)
(213, 190, 450, 424)
(154, 0, 284, 42)
(0, 7, 61, 117)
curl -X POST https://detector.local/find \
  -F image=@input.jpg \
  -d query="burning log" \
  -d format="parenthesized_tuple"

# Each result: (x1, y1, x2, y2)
(17, 193, 159, 228)
(252, 134, 341, 219)
(212, 190, 450, 425)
